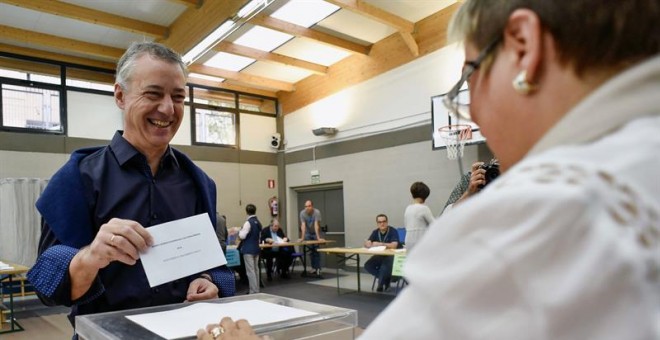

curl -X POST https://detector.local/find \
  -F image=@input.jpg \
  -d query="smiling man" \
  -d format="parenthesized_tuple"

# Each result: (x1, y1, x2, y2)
(27, 42, 235, 336)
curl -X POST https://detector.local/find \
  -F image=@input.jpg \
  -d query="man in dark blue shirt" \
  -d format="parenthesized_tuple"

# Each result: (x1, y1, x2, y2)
(27, 42, 235, 331)
(364, 214, 401, 292)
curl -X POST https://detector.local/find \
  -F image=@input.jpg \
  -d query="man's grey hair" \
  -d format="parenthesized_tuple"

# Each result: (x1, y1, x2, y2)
(115, 42, 187, 89)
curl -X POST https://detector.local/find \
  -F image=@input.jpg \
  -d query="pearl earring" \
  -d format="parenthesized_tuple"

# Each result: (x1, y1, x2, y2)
(512, 70, 537, 95)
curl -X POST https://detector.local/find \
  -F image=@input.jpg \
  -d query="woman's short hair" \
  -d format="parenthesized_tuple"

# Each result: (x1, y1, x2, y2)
(410, 182, 430, 201)
(448, 0, 660, 76)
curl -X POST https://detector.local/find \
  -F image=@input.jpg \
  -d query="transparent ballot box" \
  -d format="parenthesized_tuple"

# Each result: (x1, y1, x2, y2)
(76, 293, 357, 340)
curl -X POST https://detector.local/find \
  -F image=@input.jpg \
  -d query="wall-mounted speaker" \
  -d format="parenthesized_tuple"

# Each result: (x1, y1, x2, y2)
(270, 133, 281, 149)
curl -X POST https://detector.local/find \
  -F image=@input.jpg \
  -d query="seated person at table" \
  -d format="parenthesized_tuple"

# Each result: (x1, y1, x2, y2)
(364, 214, 400, 292)
(260, 219, 293, 280)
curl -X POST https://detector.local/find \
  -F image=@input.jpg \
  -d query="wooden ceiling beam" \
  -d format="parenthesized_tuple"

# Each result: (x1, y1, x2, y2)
(0, 43, 116, 70)
(160, 0, 247, 54)
(168, 0, 203, 9)
(399, 31, 419, 57)
(250, 14, 370, 55)
(190, 80, 277, 98)
(215, 41, 327, 75)
(325, 0, 414, 33)
(188, 64, 294, 92)
(0, 0, 167, 38)
(325, 0, 419, 56)
(0, 25, 125, 60)
(278, 4, 460, 114)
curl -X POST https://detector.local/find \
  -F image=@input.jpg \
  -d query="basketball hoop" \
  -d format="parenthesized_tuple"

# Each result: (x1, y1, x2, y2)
(438, 124, 472, 159)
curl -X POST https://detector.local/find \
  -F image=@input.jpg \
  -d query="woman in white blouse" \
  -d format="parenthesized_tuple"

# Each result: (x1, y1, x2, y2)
(403, 181, 434, 250)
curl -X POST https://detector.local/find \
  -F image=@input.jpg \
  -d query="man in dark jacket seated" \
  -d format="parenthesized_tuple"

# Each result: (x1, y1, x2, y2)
(260, 219, 293, 280)
(364, 214, 401, 292)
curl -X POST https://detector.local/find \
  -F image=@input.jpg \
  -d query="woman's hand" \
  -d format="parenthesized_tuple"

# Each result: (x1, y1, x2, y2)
(197, 317, 261, 340)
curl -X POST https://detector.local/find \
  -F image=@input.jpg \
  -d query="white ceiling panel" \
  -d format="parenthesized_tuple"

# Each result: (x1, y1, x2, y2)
(318, 9, 396, 44)
(270, 0, 339, 28)
(364, 0, 456, 22)
(204, 52, 255, 72)
(0, 0, 455, 95)
(0, 37, 117, 63)
(232, 25, 293, 52)
(274, 37, 351, 67)
(60, 0, 186, 26)
(243, 61, 312, 83)
(33, 13, 149, 49)
(0, 3, 39, 31)
(0, 3, 147, 50)
(189, 73, 225, 83)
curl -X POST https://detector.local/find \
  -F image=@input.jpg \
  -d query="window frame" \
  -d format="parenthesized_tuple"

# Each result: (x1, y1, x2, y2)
(189, 83, 279, 148)
(0, 51, 116, 135)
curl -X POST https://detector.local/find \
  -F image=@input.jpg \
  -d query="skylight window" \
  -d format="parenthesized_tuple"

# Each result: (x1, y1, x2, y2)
(271, 0, 339, 28)
(189, 73, 225, 83)
(233, 26, 293, 52)
(203, 52, 255, 72)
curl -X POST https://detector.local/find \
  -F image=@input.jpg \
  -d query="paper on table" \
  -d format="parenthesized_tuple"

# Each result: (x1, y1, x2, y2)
(367, 246, 386, 251)
(140, 213, 226, 287)
(126, 300, 318, 339)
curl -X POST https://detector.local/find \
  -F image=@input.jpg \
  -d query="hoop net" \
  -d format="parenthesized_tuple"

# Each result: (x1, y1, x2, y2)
(438, 124, 472, 159)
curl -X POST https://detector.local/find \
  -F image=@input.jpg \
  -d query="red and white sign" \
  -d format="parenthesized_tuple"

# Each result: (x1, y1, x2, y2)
(267, 179, 275, 189)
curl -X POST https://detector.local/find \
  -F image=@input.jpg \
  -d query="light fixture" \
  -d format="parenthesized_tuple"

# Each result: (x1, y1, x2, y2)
(312, 127, 338, 136)
(181, 0, 274, 65)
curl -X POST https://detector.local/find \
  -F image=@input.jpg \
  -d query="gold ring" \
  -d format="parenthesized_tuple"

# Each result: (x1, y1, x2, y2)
(110, 234, 116, 245)
(210, 326, 224, 338)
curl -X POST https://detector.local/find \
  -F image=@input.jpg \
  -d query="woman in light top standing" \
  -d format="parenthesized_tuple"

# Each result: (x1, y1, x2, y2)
(403, 181, 434, 250)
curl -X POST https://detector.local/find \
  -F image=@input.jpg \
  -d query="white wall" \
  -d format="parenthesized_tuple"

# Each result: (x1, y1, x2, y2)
(282, 43, 475, 250)
(194, 161, 278, 230)
(239, 113, 277, 152)
(285, 142, 480, 247)
(67, 91, 121, 139)
(284, 44, 464, 151)
(0, 150, 67, 178)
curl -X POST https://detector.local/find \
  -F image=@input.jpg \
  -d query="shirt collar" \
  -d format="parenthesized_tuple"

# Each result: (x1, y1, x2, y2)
(528, 55, 660, 157)
(110, 131, 179, 168)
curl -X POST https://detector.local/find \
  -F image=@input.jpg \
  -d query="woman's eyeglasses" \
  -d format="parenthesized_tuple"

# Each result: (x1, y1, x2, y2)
(442, 37, 502, 118)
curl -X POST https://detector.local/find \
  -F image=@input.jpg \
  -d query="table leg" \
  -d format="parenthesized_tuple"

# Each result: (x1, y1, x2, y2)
(258, 256, 265, 288)
(1, 274, 24, 334)
(356, 254, 361, 293)
(335, 256, 340, 295)
(300, 245, 308, 277)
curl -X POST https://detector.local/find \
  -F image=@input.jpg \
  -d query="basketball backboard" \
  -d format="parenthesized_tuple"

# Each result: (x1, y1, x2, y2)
(431, 89, 486, 150)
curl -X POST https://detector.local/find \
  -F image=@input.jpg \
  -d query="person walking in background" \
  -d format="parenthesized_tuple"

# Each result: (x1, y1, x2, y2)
(239, 204, 262, 294)
(364, 214, 401, 292)
(299, 200, 325, 278)
(403, 182, 434, 250)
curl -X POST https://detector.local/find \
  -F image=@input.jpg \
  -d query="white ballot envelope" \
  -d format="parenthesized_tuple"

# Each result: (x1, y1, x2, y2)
(141, 213, 227, 287)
